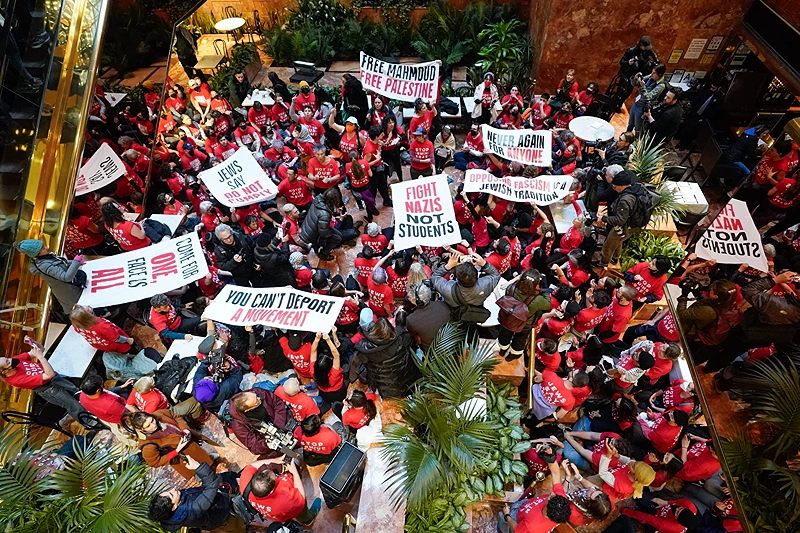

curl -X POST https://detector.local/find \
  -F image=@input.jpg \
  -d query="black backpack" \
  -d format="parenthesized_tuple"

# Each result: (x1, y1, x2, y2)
(625, 183, 660, 228)
(153, 354, 198, 403)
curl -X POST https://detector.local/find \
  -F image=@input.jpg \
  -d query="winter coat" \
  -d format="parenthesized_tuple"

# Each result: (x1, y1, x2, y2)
(214, 230, 254, 280)
(29, 254, 85, 312)
(192, 358, 243, 413)
(253, 242, 296, 287)
(136, 410, 218, 480)
(354, 326, 419, 399)
(160, 463, 232, 532)
(228, 387, 291, 457)
(300, 196, 335, 244)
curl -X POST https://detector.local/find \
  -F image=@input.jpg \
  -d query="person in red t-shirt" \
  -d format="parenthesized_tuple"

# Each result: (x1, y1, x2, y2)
(274, 377, 320, 422)
(79, 374, 135, 425)
(293, 80, 316, 111)
(277, 168, 313, 210)
(676, 435, 721, 482)
(409, 99, 437, 139)
(530, 370, 578, 423)
(279, 331, 314, 378)
(367, 266, 395, 317)
(311, 329, 347, 403)
(102, 202, 151, 251)
(620, 497, 699, 533)
(597, 285, 636, 350)
(293, 413, 343, 465)
(179, 144, 208, 174)
(454, 123, 485, 171)
(623, 306, 680, 345)
(213, 136, 237, 161)
(127, 376, 170, 413)
(70, 305, 134, 353)
(500, 459, 572, 533)
(234, 121, 261, 152)
(574, 290, 612, 335)
(149, 293, 202, 342)
(248, 101, 271, 129)
(409, 127, 435, 179)
(290, 102, 325, 144)
(633, 407, 690, 454)
(361, 222, 390, 255)
(354, 246, 379, 287)
(239, 457, 321, 525)
(337, 390, 378, 431)
(624, 256, 670, 310)
(307, 145, 341, 193)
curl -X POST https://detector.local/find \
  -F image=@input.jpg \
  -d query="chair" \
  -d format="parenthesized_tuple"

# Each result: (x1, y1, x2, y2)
(679, 119, 713, 171)
(224, 5, 238, 18)
(213, 39, 229, 60)
(694, 137, 723, 187)
(253, 10, 263, 34)
(673, 206, 710, 243)
(663, 165, 688, 181)
(592, 93, 616, 122)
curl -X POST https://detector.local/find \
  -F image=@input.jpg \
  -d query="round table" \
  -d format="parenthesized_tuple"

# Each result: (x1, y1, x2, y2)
(214, 17, 246, 32)
(568, 116, 616, 142)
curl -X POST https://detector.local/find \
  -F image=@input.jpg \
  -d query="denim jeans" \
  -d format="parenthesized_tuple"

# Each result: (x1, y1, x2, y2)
(561, 416, 593, 471)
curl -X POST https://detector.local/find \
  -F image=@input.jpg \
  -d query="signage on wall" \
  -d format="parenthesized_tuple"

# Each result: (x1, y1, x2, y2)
(668, 49, 683, 64)
(730, 43, 750, 66)
(700, 54, 714, 66)
(685, 38, 708, 60)
(706, 35, 724, 52)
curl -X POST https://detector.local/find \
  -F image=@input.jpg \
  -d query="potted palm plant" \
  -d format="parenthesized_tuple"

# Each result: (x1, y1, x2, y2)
(626, 131, 686, 226)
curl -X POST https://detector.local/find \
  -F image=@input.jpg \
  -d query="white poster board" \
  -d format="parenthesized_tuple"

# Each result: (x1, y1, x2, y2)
(463, 169, 573, 205)
(198, 147, 278, 207)
(391, 173, 460, 251)
(359, 52, 439, 103)
(74, 143, 126, 195)
(696, 199, 768, 272)
(481, 125, 552, 167)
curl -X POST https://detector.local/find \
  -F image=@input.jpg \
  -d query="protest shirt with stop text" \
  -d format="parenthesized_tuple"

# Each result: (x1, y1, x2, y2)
(198, 147, 278, 207)
(203, 285, 344, 333)
(463, 169, 573, 206)
(696, 199, 768, 272)
(392, 173, 460, 251)
(359, 52, 439, 103)
(78, 232, 209, 307)
(481, 125, 552, 167)
(74, 143, 126, 195)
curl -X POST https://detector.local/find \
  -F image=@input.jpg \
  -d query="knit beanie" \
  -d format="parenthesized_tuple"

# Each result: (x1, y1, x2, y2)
(289, 252, 304, 269)
(16, 239, 44, 258)
(194, 378, 218, 403)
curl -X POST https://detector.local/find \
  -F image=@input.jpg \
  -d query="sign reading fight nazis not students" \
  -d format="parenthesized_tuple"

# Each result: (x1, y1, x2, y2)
(359, 52, 439, 103)
(481, 125, 552, 167)
(696, 198, 769, 272)
(78, 232, 208, 307)
(203, 285, 344, 333)
(74, 143, 126, 195)
(391, 174, 460, 251)
(198, 147, 278, 207)
(463, 169, 573, 205)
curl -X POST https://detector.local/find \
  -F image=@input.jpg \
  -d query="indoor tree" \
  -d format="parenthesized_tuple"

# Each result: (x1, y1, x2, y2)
(625, 131, 686, 225)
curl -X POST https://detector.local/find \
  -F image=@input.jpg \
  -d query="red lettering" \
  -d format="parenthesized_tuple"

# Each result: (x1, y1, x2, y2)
(90, 267, 125, 292)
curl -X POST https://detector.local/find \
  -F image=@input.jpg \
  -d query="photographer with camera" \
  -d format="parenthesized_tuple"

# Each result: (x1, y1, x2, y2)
(598, 170, 650, 269)
(239, 456, 322, 526)
(613, 36, 659, 111)
(192, 336, 243, 413)
(229, 389, 293, 458)
(214, 223, 255, 288)
(626, 63, 667, 135)
(585, 164, 625, 216)
(643, 87, 684, 146)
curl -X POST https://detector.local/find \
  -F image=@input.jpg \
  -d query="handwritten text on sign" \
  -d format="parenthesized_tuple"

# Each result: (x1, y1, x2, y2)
(463, 169, 573, 205)
(75, 143, 126, 195)
(203, 285, 344, 333)
(359, 52, 439, 103)
(481, 125, 552, 167)
(392, 174, 459, 251)
(78, 232, 209, 307)
(198, 147, 278, 207)
(696, 198, 768, 272)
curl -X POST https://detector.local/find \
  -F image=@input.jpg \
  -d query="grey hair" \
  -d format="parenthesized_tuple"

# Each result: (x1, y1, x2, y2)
(150, 293, 170, 308)
(123, 149, 140, 160)
(414, 284, 432, 306)
(763, 243, 776, 258)
(214, 223, 234, 239)
(607, 164, 625, 177)
(118, 135, 133, 146)
(372, 266, 388, 285)
(199, 201, 214, 213)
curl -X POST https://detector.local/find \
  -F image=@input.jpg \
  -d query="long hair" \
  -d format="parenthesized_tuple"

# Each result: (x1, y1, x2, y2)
(70, 305, 100, 329)
(349, 151, 366, 183)
(101, 202, 125, 226)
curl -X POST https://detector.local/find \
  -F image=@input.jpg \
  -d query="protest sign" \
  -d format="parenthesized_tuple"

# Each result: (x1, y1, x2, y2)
(74, 143, 126, 195)
(391, 173, 460, 251)
(203, 285, 344, 333)
(481, 125, 552, 167)
(78, 232, 208, 307)
(198, 147, 277, 207)
(696, 199, 768, 272)
(463, 169, 573, 205)
(359, 52, 439, 103)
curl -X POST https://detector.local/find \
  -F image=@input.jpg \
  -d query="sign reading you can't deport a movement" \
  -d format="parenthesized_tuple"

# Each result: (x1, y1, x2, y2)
(359, 52, 440, 103)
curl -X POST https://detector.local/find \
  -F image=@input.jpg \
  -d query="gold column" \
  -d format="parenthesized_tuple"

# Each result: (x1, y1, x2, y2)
(0, 0, 111, 423)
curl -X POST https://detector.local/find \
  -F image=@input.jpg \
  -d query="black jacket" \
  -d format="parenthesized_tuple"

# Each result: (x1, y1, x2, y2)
(354, 326, 419, 399)
(605, 183, 647, 230)
(300, 196, 335, 244)
(618, 46, 659, 79)
(162, 463, 231, 532)
(645, 103, 682, 145)
(253, 242, 296, 287)
(214, 231, 254, 279)
(229, 77, 253, 109)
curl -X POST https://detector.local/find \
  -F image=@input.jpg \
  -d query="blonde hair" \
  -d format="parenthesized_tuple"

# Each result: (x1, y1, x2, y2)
(631, 461, 656, 498)
(407, 262, 429, 288)
(70, 305, 99, 330)
(134, 376, 155, 394)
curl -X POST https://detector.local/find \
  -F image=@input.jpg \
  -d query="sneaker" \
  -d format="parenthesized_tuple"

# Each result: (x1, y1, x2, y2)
(30, 30, 51, 49)
(299, 498, 322, 526)
(354, 220, 365, 230)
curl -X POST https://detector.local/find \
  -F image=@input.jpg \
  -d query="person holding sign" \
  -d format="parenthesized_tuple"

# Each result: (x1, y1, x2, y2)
(454, 123, 486, 171)
(16, 239, 86, 314)
(409, 99, 438, 140)
(148, 293, 205, 343)
(409, 127, 435, 180)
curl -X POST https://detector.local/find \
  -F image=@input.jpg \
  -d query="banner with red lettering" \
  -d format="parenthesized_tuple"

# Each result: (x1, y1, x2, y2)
(391, 173, 460, 251)
(481, 125, 552, 167)
(463, 169, 573, 205)
(359, 52, 439, 103)
(203, 285, 344, 333)
(198, 147, 278, 207)
(696, 198, 768, 272)
(75, 143, 126, 195)
(77, 232, 209, 307)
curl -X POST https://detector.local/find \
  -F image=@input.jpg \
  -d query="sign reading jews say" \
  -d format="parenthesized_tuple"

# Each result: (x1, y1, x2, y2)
(198, 147, 278, 208)
(359, 52, 439, 103)
(75, 143, 126, 195)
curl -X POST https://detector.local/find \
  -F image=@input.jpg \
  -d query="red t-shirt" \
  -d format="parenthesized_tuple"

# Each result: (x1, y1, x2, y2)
(769, 177, 798, 209)
(298, 117, 324, 143)
(676, 442, 720, 482)
(754, 154, 789, 185)
(318, 367, 344, 392)
(339, 131, 360, 157)
(275, 385, 321, 421)
(601, 462, 635, 502)
(149, 305, 182, 334)
(628, 262, 667, 301)
(453, 199, 474, 225)
(486, 250, 513, 275)
(657, 312, 680, 341)
(234, 125, 259, 145)
(368, 278, 395, 316)
(66, 215, 103, 249)
(278, 178, 312, 206)
(79, 390, 127, 424)
(308, 157, 341, 189)
(409, 139, 434, 170)
(464, 132, 485, 153)
(248, 107, 271, 128)
(346, 160, 371, 189)
(536, 343, 561, 372)
(354, 257, 378, 286)
(74, 318, 129, 353)
(127, 388, 169, 413)
(386, 266, 410, 299)
(516, 483, 567, 533)
(361, 234, 389, 255)
(539, 370, 575, 411)
(295, 266, 313, 288)
(647, 351, 674, 382)
(342, 392, 378, 429)
(337, 300, 361, 326)
(293, 92, 317, 112)
(279, 337, 313, 378)
(409, 110, 435, 137)
(109, 220, 151, 251)
(561, 262, 590, 288)
(214, 142, 237, 161)
(293, 425, 342, 454)
(240, 467, 305, 522)
(575, 306, 606, 332)
(2, 353, 47, 389)
(597, 299, 633, 343)
(641, 410, 683, 453)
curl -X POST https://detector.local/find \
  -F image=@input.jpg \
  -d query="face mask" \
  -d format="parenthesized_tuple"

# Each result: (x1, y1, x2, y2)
(158, 310, 169, 315)
(345, 124, 356, 133)
(471, 129, 478, 135)
(301, 87, 310, 94)
(484, 80, 491, 87)
(649, 268, 660, 276)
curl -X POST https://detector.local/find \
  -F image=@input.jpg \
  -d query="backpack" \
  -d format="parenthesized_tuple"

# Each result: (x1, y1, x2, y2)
(697, 305, 743, 346)
(625, 183, 660, 228)
(450, 285, 491, 324)
(153, 354, 198, 403)
(496, 283, 534, 333)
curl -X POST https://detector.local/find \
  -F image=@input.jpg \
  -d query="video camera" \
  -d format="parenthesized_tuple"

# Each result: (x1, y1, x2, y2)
(255, 420, 300, 459)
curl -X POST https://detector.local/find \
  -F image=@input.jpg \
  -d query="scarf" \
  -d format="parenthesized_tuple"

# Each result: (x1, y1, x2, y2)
(294, 125, 314, 144)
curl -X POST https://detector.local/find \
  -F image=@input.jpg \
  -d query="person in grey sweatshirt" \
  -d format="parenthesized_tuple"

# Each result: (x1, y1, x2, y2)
(431, 250, 501, 308)
(15, 239, 85, 313)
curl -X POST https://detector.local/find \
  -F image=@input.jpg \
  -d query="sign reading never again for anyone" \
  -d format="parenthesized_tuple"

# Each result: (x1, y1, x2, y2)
(198, 147, 278, 207)
(391, 173, 460, 251)
(203, 285, 344, 333)
(481, 125, 553, 167)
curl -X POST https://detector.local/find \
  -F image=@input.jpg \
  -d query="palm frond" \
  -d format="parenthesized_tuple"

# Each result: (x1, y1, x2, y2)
(0, 427, 55, 509)
(627, 131, 675, 183)
(652, 182, 687, 225)
(720, 432, 753, 476)
(751, 458, 800, 522)
(380, 424, 445, 510)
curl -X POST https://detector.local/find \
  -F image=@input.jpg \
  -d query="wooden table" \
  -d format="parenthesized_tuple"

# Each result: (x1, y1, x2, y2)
(597, 205, 677, 238)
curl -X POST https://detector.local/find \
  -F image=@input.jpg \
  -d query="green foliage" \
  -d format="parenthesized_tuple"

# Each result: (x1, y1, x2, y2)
(412, 36, 469, 74)
(287, 0, 356, 31)
(620, 231, 686, 273)
(627, 130, 674, 184)
(208, 42, 260, 97)
(264, 25, 295, 66)
(477, 20, 524, 85)
(0, 428, 165, 533)
(482, 379, 530, 497)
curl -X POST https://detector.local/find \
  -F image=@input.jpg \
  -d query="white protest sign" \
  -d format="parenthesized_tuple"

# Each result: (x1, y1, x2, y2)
(463, 169, 573, 205)
(203, 285, 344, 333)
(74, 143, 126, 195)
(77, 232, 209, 307)
(391, 173, 460, 251)
(481, 125, 552, 167)
(359, 52, 439, 103)
(104, 92, 127, 107)
(696, 199, 768, 272)
(198, 147, 278, 207)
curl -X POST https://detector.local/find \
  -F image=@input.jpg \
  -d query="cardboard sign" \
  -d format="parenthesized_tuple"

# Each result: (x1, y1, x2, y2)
(391, 173, 460, 251)
(198, 147, 277, 207)
(77, 232, 209, 307)
(481, 125, 552, 167)
(359, 52, 439, 103)
(74, 144, 126, 195)
(696, 199, 769, 272)
(203, 285, 344, 333)
(463, 169, 573, 205)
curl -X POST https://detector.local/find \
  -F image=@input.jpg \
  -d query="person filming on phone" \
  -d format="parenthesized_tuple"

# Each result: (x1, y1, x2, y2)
(431, 249, 501, 322)
(214, 223, 255, 287)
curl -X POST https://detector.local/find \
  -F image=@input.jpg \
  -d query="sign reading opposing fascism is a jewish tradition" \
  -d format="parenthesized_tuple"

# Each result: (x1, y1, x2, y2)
(696, 199, 768, 272)
(481, 125, 552, 167)
(391, 173, 459, 251)
(359, 52, 439, 103)
(78, 232, 208, 307)
(198, 147, 277, 207)
(74, 143, 126, 195)
(203, 285, 344, 333)
(463, 169, 573, 206)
